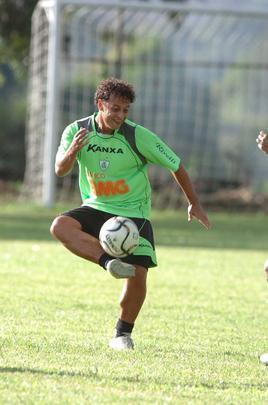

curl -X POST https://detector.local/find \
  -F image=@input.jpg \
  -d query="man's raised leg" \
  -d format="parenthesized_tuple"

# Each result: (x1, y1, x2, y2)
(50, 215, 135, 278)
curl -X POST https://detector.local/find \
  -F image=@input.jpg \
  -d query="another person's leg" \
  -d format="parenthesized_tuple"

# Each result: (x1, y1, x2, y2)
(264, 259, 268, 281)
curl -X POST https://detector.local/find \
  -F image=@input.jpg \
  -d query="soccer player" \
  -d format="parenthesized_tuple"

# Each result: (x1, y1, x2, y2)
(50, 77, 210, 350)
(256, 130, 268, 365)
(256, 130, 268, 154)
(256, 130, 268, 280)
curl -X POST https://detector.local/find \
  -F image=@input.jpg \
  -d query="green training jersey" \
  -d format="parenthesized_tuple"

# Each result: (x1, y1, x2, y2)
(56, 113, 180, 219)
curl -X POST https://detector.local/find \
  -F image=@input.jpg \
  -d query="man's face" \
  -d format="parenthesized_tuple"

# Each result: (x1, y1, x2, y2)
(97, 94, 130, 130)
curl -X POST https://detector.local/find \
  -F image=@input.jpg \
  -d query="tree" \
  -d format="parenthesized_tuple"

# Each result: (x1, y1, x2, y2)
(0, 0, 38, 73)
(0, 0, 38, 181)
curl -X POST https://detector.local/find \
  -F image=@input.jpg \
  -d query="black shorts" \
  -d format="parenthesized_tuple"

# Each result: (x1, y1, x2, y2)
(62, 206, 157, 268)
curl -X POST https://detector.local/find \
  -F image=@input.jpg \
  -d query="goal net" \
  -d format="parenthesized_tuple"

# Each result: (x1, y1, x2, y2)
(24, 0, 268, 206)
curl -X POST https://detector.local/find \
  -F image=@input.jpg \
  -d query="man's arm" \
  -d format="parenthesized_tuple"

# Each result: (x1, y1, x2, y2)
(171, 163, 211, 229)
(256, 131, 268, 154)
(55, 127, 89, 176)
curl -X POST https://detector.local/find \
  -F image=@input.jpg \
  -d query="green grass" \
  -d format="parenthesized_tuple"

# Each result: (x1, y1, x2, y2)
(0, 203, 267, 404)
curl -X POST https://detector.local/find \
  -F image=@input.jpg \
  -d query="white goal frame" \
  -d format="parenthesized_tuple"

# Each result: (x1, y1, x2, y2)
(26, 0, 268, 206)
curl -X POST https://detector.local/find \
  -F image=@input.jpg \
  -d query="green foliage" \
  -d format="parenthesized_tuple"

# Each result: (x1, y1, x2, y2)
(0, 64, 26, 180)
(0, 204, 267, 403)
(0, 1, 38, 180)
(0, 0, 38, 71)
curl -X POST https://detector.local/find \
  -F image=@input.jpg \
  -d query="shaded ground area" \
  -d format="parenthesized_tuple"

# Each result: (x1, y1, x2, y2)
(0, 203, 267, 250)
(152, 211, 268, 250)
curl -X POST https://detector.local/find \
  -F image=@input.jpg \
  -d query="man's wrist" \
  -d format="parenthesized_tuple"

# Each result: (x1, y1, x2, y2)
(66, 148, 77, 160)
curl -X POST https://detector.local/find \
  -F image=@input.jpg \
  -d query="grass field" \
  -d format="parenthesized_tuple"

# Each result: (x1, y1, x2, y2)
(0, 203, 267, 404)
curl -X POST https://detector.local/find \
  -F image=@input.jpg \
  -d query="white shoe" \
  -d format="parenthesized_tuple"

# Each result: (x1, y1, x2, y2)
(106, 259, 135, 279)
(109, 335, 134, 350)
(264, 259, 268, 281)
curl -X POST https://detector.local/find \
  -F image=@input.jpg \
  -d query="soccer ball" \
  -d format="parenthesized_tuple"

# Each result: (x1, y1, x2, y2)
(99, 216, 139, 258)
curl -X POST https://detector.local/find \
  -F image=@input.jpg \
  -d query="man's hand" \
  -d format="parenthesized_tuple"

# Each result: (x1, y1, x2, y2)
(256, 130, 268, 154)
(172, 165, 211, 230)
(69, 128, 89, 154)
(55, 128, 89, 176)
(188, 203, 211, 230)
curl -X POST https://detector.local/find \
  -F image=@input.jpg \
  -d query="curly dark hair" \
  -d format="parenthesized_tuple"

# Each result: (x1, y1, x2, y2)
(94, 77, 135, 105)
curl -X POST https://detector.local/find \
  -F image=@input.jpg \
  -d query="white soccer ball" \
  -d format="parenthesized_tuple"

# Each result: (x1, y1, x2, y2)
(99, 216, 139, 258)
(260, 353, 268, 365)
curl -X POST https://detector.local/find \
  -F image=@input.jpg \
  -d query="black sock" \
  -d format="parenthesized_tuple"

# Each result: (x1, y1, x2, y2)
(115, 319, 134, 337)
(98, 253, 113, 270)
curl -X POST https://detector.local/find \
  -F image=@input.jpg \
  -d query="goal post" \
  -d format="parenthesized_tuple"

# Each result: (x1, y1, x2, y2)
(39, 0, 61, 207)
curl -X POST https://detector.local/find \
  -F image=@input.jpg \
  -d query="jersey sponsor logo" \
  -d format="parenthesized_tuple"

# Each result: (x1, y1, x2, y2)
(86, 169, 106, 179)
(99, 159, 110, 170)
(88, 171, 106, 179)
(87, 144, 124, 154)
(156, 143, 177, 164)
(89, 179, 129, 196)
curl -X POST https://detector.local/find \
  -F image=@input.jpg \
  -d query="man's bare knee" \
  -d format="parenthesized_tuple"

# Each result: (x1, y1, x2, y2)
(50, 216, 64, 239)
(50, 215, 80, 240)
